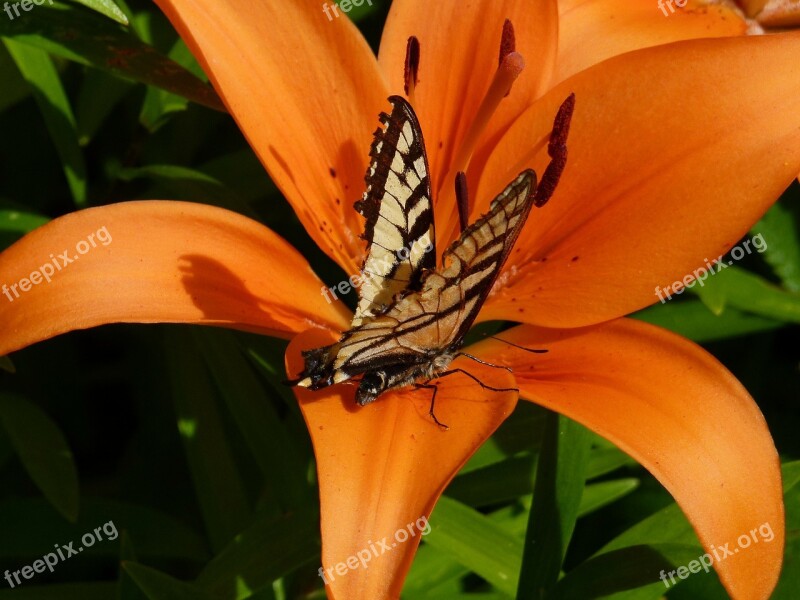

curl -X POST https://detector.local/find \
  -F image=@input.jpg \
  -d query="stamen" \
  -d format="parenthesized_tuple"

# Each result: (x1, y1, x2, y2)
(532, 93, 575, 207)
(499, 19, 515, 66)
(455, 172, 469, 232)
(445, 51, 525, 187)
(499, 19, 516, 98)
(404, 36, 420, 105)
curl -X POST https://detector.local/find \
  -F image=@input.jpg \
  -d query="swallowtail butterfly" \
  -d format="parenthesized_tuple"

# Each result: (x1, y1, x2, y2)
(290, 94, 573, 424)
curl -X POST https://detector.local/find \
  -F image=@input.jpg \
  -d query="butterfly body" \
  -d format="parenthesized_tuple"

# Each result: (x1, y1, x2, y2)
(290, 94, 573, 413)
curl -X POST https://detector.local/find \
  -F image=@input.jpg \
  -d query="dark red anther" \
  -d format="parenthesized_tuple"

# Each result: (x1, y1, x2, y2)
(404, 36, 420, 96)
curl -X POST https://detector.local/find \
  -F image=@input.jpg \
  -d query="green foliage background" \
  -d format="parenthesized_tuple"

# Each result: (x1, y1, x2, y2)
(0, 1, 798, 598)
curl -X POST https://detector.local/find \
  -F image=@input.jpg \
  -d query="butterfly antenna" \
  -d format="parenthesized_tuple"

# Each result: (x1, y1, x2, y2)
(532, 93, 575, 207)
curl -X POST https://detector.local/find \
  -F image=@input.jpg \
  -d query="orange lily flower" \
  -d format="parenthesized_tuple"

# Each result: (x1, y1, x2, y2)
(1, 1, 799, 599)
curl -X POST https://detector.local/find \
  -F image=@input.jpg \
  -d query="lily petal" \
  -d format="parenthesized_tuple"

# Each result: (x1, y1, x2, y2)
(555, 0, 746, 84)
(154, 0, 389, 274)
(471, 319, 783, 600)
(478, 32, 800, 328)
(286, 327, 517, 600)
(378, 0, 559, 199)
(0, 201, 349, 356)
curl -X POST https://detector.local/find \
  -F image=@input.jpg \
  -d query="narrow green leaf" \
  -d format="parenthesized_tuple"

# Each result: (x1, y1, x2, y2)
(691, 266, 800, 323)
(75, 69, 134, 145)
(66, 0, 129, 25)
(194, 329, 311, 514)
(3, 39, 87, 207)
(165, 328, 251, 552)
(516, 413, 592, 599)
(0, 497, 207, 562)
(751, 200, 800, 292)
(782, 460, 800, 492)
(115, 164, 256, 217)
(546, 544, 702, 600)
(139, 39, 199, 131)
(0, 394, 79, 521)
(577, 479, 640, 517)
(0, 43, 29, 110)
(633, 300, 782, 342)
(424, 496, 522, 596)
(0, 355, 15, 373)
(123, 562, 218, 600)
(0, 208, 49, 234)
(586, 446, 636, 479)
(447, 454, 535, 507)
(0, 583, 118, 599)
(119, 532, 148, 600)
(196, 511, 320, 599)
(0, 3, 223, 111)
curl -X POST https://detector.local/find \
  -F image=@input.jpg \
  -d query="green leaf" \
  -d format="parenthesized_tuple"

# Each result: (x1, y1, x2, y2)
(75, 69, 134, 145)
(0, 3, 223, 112)
(447, 454, 535, 507)
(196, 511, 320, 599)
(3, 39, 87, 207)
(0, 583, 118, 599)
(516, 413, 592, 599)
(782, 460, 800, 492)
(139, 39, 200, 131)
(578, 479, 640, 518)
(0, 497, 208, 562)
(545, 544, 702, 600)
(633, 300, 782, 342)
(119, 532, 149, 600)
(115, 164, 256, 217)
(691, 266, 800, 323)
(165, 328, 252, 552)
(424, 496, 522, 596)
(0, 393, 79, 521)
(66, 0, 129, 25)
(123, 563, 218, 600)
(751, 200, 800, 292)
(0, 355, 15, 373)
(0, 207, 49, 234)
(0, 43, 29, 111)
(194, 329, 311, 515)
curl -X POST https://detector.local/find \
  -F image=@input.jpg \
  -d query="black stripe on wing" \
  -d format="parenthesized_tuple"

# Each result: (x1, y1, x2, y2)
(351, 95, 435, 326)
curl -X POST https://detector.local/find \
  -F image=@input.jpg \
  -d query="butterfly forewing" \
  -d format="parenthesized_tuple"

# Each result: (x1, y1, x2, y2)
(328, 170, 538, 378)
(351, 95, 435, 327)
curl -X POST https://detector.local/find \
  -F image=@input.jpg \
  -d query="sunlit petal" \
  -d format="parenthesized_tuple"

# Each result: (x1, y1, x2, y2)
(154, 0, 389, 273)
(470, 319, 783, 600)
(287, 327, 517, 600)
(478, 32, 800, 328)
(0, 201, 349, 356)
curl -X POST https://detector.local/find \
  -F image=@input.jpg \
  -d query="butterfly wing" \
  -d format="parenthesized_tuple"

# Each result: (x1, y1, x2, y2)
(351, 95, 436, 327)
(330, 170, 539, 377)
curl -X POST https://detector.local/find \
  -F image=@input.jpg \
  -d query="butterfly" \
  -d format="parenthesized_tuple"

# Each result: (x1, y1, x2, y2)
(289, 93, 574, 426)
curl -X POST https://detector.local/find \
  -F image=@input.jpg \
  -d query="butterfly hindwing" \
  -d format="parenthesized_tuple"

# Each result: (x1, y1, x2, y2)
(351, 95, 435, 326)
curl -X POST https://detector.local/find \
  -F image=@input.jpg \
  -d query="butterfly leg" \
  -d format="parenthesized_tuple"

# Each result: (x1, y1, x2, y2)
(415, 383, 449, 430)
